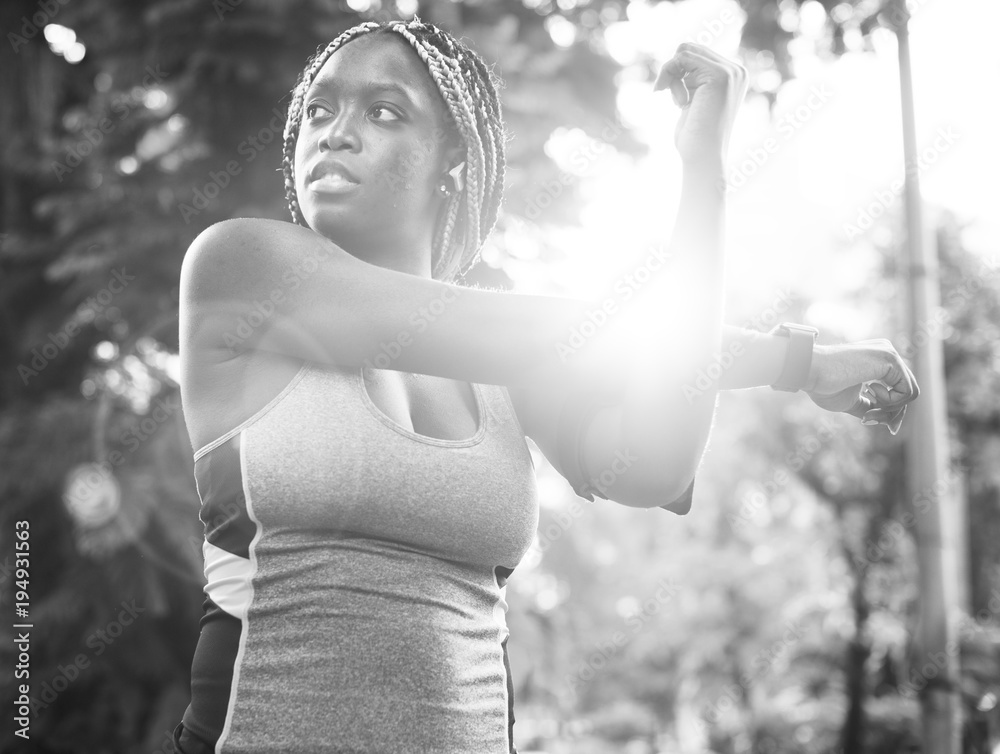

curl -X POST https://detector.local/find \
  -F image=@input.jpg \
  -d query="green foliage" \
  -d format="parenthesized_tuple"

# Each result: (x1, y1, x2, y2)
(1, 0, 997, 752)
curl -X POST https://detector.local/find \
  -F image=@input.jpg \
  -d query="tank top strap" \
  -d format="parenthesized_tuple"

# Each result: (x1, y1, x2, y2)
(193, 362, 310, 462)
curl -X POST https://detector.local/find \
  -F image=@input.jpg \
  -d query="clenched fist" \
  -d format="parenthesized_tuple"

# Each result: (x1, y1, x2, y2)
(804, 340, 920, 435)
(653, 42, 748, 164)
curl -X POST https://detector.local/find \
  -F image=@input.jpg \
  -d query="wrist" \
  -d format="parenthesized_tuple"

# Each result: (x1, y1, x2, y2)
(760, 332, 790, 387)
(681, 154, 725, 178)
(803, 344, 829, 393)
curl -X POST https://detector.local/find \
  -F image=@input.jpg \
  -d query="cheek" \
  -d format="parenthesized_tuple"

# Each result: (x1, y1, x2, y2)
(292, 137, 314, 200)
(384, 139, 441, 192)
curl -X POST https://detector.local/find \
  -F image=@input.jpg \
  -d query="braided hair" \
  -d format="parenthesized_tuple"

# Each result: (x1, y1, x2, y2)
(282, 17, 509, 283)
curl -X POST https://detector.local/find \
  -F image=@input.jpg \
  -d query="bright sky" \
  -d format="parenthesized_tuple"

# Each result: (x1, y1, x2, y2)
(520, 0, 998, 343)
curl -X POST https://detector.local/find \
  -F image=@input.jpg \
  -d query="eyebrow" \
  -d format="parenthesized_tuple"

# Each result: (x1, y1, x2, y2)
(307, 78, 418, 106)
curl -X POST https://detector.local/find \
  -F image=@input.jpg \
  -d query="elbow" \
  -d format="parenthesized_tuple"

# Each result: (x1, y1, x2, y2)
(600, 454, 698, 509)
(629, 416, 709, 508)
(609, 392, 713, 509)
(659, 463, 697, 507)
(633, 462, 698, 509)
(629, 420, 708, 509)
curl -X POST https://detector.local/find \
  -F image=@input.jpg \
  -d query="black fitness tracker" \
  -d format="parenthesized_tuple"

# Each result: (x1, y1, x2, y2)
(769, 323, 819, 392)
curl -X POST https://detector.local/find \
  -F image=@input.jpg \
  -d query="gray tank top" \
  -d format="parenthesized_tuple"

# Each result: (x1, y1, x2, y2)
(179, 359, 539, 753)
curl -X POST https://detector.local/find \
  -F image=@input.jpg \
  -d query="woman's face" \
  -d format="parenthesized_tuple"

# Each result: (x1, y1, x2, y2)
(293, 32, 462, 258)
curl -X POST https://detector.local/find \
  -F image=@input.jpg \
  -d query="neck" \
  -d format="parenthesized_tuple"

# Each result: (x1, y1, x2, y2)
(325, 222, 436, 280)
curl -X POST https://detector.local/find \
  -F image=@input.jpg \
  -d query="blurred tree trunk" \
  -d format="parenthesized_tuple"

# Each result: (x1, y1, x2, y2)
(840, 523, 875, 754)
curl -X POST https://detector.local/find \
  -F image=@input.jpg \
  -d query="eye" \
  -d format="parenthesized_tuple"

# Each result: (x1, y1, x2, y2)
(305, 102, 332, 119)
(370, 104, 402, 123)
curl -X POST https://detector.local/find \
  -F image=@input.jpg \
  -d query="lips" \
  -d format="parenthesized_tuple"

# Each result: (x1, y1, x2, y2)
(308, 161, 360, 184)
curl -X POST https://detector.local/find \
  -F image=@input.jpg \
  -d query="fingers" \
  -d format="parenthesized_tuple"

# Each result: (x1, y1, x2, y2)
(878, 341, 920, 405)
(660, 71, 689, 108)
(883, 364, 917, 405)
(863, 404, 906, 435)
(843, 387, 874, 419)
(888, 405, 906, 435)
(865, 382, 894, 404)
(856, 346, 919, 435)
(653, 44, 745, 107)
(653, 55, 693, 106)
(862, 382, 908, 434)
(807, 339, 920, 436)
(676, 42, 736, 68)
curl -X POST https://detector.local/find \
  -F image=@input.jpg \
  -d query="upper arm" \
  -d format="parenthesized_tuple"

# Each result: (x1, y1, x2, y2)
(179, 218, 599, 389)
(508, 381, 696, 512)
(179, 217, 382, 367)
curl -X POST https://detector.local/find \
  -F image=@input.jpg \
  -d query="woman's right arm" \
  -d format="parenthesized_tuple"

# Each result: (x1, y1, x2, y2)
(179, 216, 626, 391)
(179, 216, 719, 508)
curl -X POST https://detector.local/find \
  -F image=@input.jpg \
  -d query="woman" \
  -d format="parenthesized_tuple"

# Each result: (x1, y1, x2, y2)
(172, 16, 918, 754)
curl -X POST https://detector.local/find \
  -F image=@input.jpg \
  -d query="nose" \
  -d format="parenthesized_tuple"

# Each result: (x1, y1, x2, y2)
(317, 107, 360, 152)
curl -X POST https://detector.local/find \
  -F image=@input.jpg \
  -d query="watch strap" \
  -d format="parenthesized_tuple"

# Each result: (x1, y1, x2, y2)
(769, 323, 818, 392)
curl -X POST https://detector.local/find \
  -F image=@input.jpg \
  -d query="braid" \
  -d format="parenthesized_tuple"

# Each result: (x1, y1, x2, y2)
(390, 25, 486, 277)
(282, 22, 381, 227)
(281, 17, 509, 284)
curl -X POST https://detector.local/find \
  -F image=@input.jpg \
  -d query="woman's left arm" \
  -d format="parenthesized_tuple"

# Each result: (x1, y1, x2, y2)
(715, 325, 918, 433)
(510, 43, 746, 509)
(511, 43, 919, 510)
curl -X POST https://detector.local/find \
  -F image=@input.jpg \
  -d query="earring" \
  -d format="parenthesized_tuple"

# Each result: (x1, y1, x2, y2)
(448, 161, 466, 193)
(438, 161, 466, 197)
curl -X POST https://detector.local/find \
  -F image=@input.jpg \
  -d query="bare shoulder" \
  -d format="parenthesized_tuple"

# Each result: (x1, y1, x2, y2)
(181, 217, 319, 286)
(188, 216, 316, 248)
(178, 217, 310, 454)
(179, 217, 334, 341)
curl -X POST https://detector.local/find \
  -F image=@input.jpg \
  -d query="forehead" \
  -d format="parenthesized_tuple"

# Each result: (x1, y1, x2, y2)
(306, 33, 445, 114)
